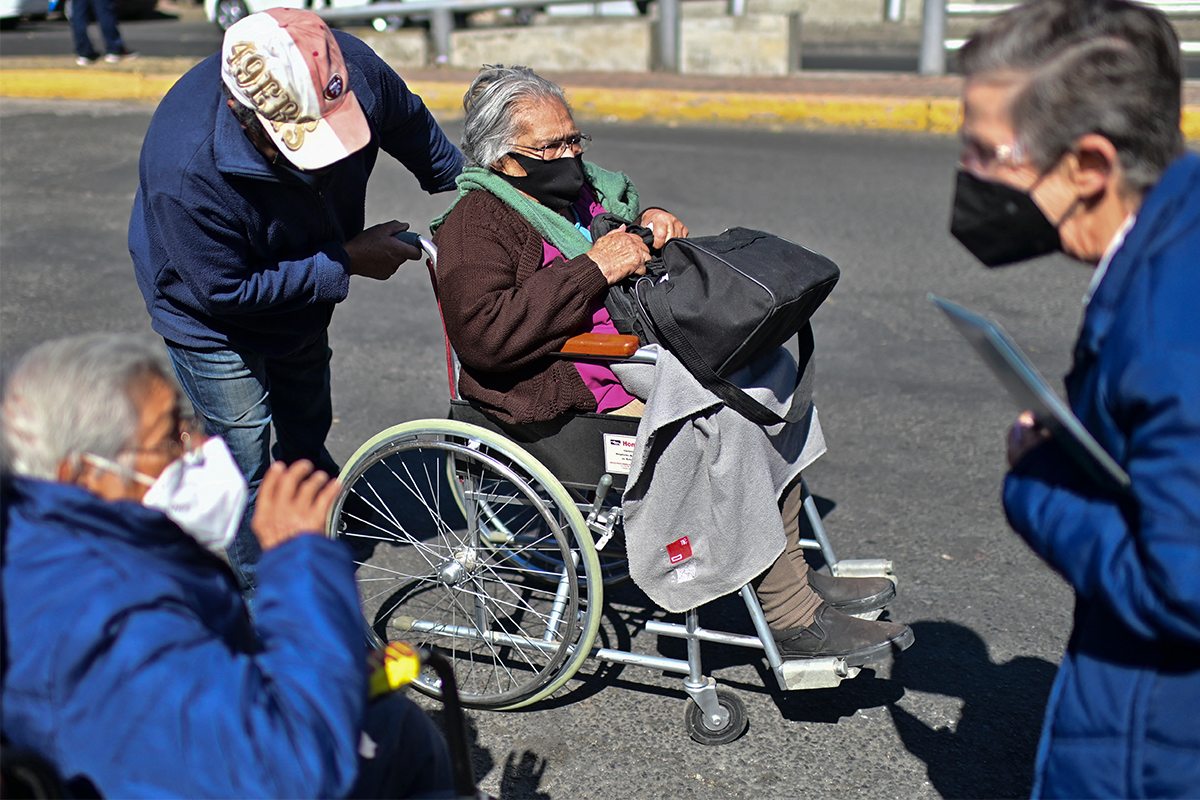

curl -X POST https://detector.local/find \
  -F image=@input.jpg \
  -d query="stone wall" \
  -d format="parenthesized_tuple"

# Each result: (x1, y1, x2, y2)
(680, 14, 799, 75)
(450, 19, 653, 71)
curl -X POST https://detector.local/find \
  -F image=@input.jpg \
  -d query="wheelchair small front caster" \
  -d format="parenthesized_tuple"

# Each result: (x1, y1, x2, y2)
(684, 688, 748, 745)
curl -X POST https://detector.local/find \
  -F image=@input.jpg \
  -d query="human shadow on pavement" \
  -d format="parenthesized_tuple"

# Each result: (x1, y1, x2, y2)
(497, 751, 552, 800)
(427, 708, 553, 799)
(888, 620, 1058, 799)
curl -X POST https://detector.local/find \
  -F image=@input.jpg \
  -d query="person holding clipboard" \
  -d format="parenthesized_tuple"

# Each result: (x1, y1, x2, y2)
(946, 1, 1200, 797)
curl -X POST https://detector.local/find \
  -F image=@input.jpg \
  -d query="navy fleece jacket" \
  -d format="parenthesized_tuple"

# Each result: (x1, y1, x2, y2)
(129, 31, 463, 356)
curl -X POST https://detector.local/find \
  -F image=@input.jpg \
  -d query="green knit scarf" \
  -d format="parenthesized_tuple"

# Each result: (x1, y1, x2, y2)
(430, 162, 641, 260)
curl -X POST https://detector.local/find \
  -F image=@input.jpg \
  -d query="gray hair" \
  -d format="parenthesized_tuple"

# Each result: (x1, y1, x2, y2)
(959, 0, 1183, 195)
(460, 65, 572, 168)
(1, 334, 177, 481)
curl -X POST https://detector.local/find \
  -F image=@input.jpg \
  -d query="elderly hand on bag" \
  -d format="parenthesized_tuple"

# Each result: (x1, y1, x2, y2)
(588, 224, 651, 285)
(637, 209, 689, 249)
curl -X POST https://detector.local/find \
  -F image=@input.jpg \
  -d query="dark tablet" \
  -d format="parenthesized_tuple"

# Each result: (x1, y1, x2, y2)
(930, 293, 1130, 489)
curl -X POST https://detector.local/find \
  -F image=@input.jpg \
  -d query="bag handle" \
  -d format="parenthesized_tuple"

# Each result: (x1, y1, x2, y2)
(643, 286, 790, 426)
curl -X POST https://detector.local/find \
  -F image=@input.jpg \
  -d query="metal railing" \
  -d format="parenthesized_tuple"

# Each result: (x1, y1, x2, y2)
(318, 0, 720, 71)
(921, 0, 1200, 74)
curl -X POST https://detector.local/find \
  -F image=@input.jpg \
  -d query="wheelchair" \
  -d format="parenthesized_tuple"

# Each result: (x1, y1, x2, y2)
(326, 236, 899, 745)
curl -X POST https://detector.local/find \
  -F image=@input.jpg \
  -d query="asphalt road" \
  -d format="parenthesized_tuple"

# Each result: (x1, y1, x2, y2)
(0, 7, 225, 57)
(0, 98, 1090, 799)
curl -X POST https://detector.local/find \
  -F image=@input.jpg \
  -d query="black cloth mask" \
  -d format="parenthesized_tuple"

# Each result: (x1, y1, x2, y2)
(498, 153, 586, 211)
(950, 169, 1061, 267)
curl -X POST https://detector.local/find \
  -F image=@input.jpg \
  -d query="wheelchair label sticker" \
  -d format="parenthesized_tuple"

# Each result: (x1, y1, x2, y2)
(672, 561, 697, 583)
(667, 536, 693, 564)
(603, 433, 636, 475)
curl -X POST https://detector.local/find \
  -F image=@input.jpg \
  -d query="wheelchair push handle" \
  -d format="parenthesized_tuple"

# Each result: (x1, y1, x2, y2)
(395, 230, 439, 268)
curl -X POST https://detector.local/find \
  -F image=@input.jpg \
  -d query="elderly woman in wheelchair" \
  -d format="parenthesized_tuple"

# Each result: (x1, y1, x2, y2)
(430, 65, 912, 663)
(328, 65, 913, 740)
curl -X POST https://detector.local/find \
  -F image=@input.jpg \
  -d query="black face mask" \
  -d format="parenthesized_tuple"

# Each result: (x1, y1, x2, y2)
(499, 153, 586, 211)
(950, 169, 1061, 267)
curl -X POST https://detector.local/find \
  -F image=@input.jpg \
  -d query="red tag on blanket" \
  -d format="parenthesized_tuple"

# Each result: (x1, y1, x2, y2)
(667, 536, 693, 564)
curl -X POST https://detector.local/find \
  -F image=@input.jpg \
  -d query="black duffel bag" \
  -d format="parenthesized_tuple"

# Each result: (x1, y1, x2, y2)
(596, 216, 840, 426)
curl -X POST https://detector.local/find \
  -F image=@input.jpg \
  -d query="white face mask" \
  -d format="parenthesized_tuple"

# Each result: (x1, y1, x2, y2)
(84, 437, 247, 553)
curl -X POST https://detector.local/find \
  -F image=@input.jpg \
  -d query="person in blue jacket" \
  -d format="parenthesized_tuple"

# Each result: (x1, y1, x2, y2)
(948, 1, 1200, 796)
(1, 333, 454, 799)
(128, 8, 465, 595)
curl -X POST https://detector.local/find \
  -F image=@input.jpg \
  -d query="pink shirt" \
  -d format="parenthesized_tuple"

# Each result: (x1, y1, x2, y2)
(539, 193, 636, 413)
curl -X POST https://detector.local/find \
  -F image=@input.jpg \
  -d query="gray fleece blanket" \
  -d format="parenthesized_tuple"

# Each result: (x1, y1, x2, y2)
(611, 345, 825, 613)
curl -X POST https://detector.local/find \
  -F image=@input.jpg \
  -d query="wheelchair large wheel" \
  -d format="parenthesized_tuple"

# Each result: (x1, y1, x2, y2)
(328, 420, 602, 710)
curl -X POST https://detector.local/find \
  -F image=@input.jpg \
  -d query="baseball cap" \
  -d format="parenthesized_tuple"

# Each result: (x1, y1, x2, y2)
(221, 9, 371, 171)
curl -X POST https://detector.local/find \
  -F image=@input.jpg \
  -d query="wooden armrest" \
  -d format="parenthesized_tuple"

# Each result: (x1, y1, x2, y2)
(559, 333, 641, 358)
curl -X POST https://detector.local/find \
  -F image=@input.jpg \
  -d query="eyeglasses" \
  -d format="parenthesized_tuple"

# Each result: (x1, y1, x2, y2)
(507, 133, 592, 161)
(125, 414, 204, 461)
(959, 135, 1027, 174)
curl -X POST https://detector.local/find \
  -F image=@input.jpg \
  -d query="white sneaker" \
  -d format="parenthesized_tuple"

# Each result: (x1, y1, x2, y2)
(76, 55, 97, 66)
(103, 50, 137, 63)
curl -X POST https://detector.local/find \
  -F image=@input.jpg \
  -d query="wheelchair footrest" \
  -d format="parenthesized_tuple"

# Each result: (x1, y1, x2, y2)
(832, 558, 895, 580)
(777, 657, 862, 690)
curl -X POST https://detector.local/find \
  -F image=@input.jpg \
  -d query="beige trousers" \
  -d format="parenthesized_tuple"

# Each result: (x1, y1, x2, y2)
(751, 478, 823, 630)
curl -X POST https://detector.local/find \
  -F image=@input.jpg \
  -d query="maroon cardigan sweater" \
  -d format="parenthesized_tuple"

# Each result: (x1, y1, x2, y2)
(433, 189, 611, 424)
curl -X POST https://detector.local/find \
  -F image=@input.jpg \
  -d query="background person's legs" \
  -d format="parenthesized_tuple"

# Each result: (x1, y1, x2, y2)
(91, 0, 125, 57)
(69, 0, 98, 59)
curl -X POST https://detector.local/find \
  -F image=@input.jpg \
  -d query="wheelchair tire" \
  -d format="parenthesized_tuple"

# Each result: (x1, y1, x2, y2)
(684, 689, 749, 745)
(328, 420, 602, 710)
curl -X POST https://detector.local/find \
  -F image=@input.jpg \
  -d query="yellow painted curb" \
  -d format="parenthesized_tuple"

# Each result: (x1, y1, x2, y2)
(408, 80, 964, 133)
(4, 70, 1199, 140)
(406, 81, 466, 115)
(570, 87, 957, 133)
(0, 69, 182, 101)
(1183, 107, 1200, 141)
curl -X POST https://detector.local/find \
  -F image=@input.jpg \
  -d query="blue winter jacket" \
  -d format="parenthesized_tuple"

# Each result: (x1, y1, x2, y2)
(1, 477, 367, 798)
(128, 31, 463, 357)
(1003, 153, 1200, 799)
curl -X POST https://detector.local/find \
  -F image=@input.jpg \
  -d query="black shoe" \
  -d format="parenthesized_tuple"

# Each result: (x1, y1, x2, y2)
(772, 603, 914, 666)
(807, 569, 896, 614)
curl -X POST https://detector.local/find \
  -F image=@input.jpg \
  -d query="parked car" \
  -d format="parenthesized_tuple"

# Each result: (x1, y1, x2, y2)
(0, 0, 50, 29)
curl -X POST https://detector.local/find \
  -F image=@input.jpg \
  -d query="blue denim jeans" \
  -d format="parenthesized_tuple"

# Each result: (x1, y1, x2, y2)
(167, 334, 340, 594)
(70, 0, 124, 58)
